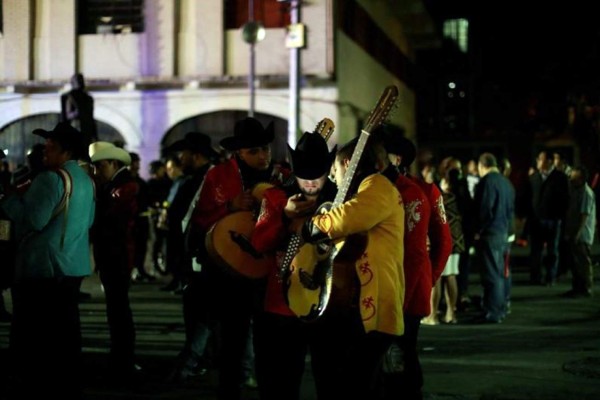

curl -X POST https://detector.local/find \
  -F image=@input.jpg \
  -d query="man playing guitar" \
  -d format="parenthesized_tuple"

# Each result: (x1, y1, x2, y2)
(300, 138, 406, 399)
(250, 131, 336, 400)
(192, 117, 288, 400)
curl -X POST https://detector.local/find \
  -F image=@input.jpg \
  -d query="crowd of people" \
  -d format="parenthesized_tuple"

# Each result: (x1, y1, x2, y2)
(0, 105, 597, 400)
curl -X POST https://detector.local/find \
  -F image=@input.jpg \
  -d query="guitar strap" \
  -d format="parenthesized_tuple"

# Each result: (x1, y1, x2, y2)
(181, 165, 213, 234)
(17, 168, 73, 250)
(53, 168, 73, 250)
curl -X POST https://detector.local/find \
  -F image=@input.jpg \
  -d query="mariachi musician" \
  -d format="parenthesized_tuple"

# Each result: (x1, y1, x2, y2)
(300, 138, 406, 399)
(381, 132, 452, 399)
(250, 131, 336, 400)
(192, 117, 289, 400)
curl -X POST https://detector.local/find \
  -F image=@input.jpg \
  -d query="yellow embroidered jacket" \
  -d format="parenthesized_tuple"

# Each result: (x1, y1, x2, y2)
(312, 173, 405, 335)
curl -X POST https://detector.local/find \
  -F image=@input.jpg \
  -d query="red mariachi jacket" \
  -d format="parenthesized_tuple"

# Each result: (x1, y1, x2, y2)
(93, 168, 138, 273)
(395, 175, 432, 317)
(251, 187, 295, 316)
(193, 157, 291, 232)
(193, 158, 243, 232)
(412, 177, 452, 286)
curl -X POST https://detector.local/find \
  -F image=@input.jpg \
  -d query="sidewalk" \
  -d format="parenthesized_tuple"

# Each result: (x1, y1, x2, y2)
(1, 253, 600, 399)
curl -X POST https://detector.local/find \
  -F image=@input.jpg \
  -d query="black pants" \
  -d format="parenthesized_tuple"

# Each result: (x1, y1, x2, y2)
(99, 269, 136, 374)
(253, 312, 310, 400)
(310, 307, 395, 400)
(396, 314, 424, 400)
(10, 276, 83, 399)
(211, 266, 264, 400)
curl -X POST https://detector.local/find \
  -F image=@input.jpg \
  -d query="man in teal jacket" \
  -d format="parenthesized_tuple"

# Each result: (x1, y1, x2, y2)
(1, 122, 95, 399)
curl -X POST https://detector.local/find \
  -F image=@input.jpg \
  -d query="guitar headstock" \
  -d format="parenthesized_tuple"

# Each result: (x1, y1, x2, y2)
(363, 85, 399, 134)
(313, 118, 335, 143)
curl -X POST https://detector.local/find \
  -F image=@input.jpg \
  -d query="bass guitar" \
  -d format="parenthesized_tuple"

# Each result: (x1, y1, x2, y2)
(284, 85, 399, 321)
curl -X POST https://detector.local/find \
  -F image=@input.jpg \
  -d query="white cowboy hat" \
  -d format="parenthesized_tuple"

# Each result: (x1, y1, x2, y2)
(89, 141, 131, 166)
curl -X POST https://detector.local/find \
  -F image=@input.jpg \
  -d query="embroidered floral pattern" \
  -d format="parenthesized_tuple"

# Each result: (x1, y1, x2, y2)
(358, 258, 373, 286)
(435, 196, 447, 224)
(361, 296, 376, 321)
(315, 214, 333, 234)
(405, 199, 422, 232)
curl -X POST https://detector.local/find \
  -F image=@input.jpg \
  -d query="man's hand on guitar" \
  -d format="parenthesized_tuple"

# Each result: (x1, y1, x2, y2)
(284, 193, 316, 219)
(229, 190, 255, 212)
(301, 219, 330, 245)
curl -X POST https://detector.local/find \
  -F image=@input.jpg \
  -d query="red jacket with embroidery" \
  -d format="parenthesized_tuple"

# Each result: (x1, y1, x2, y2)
(193, 158, 243, 232)
(413, 177, 452, 285)
(251, 187, 295, 316)
(192, 158, 290, 232)
(395, 175, 432, 317)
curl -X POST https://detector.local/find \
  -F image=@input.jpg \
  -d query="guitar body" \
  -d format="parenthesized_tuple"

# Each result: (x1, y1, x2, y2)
(204, 182, 276, 279)
(284, 240, 333, 321)
(328, 233, 368, 310)
(205, 210, 272, 280)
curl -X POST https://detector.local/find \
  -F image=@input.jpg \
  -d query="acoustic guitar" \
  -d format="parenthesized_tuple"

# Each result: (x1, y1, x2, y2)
(205, 118, 336, 279)
(284, 85, 399, 321)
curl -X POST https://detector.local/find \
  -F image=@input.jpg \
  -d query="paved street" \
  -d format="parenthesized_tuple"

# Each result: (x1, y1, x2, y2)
(1, 249, 600, 399)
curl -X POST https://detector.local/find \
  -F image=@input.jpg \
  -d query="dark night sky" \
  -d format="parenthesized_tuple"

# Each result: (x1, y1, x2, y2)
(422, 0, 600, 133)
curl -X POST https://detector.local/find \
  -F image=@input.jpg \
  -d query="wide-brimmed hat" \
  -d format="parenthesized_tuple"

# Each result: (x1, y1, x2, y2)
(288, 132, 336, 180)
(373, 125, 416, 168)
(33, 122, 87, 160)
(220, 117, 274, 151)
(168, 132, 220, 160)
(89, 141, 132, 166)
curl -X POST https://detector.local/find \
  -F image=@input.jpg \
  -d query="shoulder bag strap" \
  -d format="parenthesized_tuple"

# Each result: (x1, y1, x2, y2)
(53, 168, 73, 249)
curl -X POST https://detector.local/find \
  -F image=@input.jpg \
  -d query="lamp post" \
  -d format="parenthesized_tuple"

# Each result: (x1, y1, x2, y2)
(288, 0, 301, 145)
(279, 0, 303, 145)
(242, 0, 265, 117)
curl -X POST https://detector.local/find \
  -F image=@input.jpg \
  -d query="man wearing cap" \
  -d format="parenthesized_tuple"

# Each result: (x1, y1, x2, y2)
(89, 141, 140, 380)
(1, 122, 95, 398)
(249, 131, 336, 399)
(162, 131, 220, 381)
(380, 131, 451, 399)
(193, 117, 289, 399)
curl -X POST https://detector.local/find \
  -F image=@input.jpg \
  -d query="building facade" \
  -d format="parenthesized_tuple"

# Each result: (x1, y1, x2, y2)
(0, 0, 435, 174)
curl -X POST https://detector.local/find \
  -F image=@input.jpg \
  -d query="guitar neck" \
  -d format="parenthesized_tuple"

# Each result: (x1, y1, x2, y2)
(333, 130, 370, 206)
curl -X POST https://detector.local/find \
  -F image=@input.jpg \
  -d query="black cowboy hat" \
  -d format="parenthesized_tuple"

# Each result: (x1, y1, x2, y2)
(220, 117, 274, 151)
(288, 132, 336, 180)
(168, 131, 220, 160)
(33, 122, 88, 160)
(373, 125, 416, 168)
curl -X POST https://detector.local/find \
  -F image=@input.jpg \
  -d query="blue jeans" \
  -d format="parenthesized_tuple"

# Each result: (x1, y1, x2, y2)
(477, 234, 508, 321)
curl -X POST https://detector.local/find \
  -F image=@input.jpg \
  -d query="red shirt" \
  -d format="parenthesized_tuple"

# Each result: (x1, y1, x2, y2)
(395, 175, 432, 316)
(413, 177, 452, 286)
(251, 187, 295, 316)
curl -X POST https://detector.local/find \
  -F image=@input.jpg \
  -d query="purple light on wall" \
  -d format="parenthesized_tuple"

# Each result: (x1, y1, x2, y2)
(138, 90, 169, 179)
(139, 1, 161, 76)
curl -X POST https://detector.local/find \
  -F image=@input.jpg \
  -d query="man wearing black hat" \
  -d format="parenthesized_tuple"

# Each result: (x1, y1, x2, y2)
(379, 130, 451, 399)
(163, 131, 220, 381)
(192, 117, 289, 399)
(248, 130, 336, 399)
(1, 122, 95, 399)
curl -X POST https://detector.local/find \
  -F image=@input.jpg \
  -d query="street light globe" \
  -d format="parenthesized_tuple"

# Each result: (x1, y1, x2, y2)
(242, 21, 266, 44)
